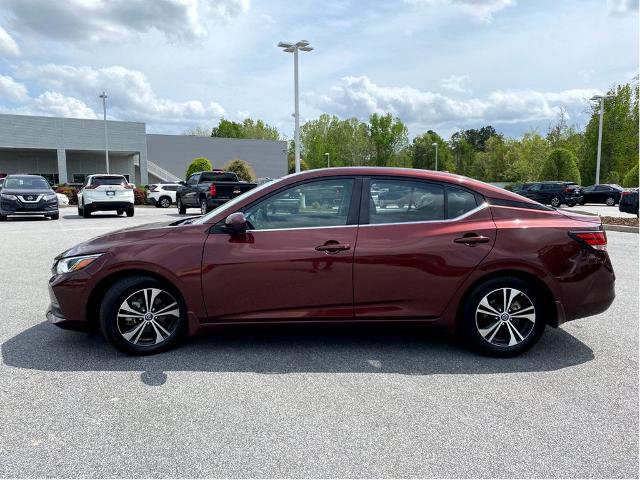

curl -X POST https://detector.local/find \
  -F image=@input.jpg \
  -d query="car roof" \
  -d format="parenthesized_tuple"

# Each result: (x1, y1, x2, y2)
(6, 174, 46, 178)
(282, 167, 540, 204)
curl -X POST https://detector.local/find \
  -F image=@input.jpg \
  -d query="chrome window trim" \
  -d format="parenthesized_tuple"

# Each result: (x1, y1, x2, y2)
(243, 203, 488, 233)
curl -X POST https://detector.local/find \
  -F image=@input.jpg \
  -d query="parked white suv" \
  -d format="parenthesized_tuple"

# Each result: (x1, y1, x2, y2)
(77, 174, 135, 218)
(146, 183, 180, 208)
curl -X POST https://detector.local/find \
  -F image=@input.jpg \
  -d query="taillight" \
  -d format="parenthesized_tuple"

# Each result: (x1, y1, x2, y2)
(565, 187, 573, 193)
(570, 230, 607, 251)
(209, 184, 217, 197)
(621, 191, 630, 198)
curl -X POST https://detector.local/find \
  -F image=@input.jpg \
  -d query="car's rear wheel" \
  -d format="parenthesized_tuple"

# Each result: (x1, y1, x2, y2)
(126, 207, 134, 217)
(99, 276, 186, 355)
(200, 198, 208, 215)
(605, 197, 616, 206)
(77, 206, 83, 216)
(0, 213, 6, 221)
(461, 277, 546, 357)
(550, 196, 561, 208)
(159, 196, 171, 208)
(82, 205, 91, 218)
(177, 197, 186, 214)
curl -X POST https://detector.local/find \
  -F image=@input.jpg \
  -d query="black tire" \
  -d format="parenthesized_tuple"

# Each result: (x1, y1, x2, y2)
(200, 198, 208, 215)
(605, 197, 616, 206)
(566, 202, 575, 207)
(177, 197, 186, 214)
(82, 205, 91, 218)
(126, 207, 134, 217)
(117, 210, 124, 215)
(460, 276, 546, 357)
(49, 213, 60, 220)
(0, 214, 6, 221)
(550, 196, 561, 208)
(579, 200, 586, 205)
(99, 275, 186, 355)
(159, 196, 171, 208)
(77, 206, 83, 216)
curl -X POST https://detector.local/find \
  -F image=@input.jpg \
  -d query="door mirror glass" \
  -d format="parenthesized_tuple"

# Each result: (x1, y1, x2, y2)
(225, 212, 247, 234)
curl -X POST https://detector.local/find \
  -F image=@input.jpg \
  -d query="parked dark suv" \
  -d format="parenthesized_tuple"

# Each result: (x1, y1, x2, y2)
(0, 174, 59, 221)
(520, 181, 582, 207)
(619, 189, 639, 216)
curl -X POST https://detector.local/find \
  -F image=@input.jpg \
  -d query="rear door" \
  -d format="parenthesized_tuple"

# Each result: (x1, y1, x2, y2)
(353, 177, 496, 319)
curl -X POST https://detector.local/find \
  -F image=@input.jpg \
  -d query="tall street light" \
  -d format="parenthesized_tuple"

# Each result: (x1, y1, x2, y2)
(278, 40, 313, 173)
(325, 152, 330, 168)
(99, 91, 109, 173)
(590, 94, 613, 184)
(431, 142, 438, 171)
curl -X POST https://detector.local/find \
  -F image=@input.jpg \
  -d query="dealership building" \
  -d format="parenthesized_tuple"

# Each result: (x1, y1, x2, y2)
(0, 113, 288, 185)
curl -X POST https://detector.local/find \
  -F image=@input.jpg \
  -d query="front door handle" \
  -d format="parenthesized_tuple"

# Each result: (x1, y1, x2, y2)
(454, 235, 490, 246)
(315, 243, 351, 253)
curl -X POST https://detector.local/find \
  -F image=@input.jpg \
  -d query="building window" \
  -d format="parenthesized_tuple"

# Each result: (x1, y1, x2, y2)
(28, 173, 59, 186)
(73, 174, 88, 184)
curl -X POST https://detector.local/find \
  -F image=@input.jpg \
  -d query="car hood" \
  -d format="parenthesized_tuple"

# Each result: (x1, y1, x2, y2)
(57, 219, 187, 259)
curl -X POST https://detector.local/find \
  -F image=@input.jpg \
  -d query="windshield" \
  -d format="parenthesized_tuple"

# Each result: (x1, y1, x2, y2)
(5, 177, 50, 190)
(190, 179, 277, 225)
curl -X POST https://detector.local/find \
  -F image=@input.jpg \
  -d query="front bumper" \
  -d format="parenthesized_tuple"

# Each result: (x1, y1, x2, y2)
(46, 278, 93, 331)
(1, 198, 58, 215)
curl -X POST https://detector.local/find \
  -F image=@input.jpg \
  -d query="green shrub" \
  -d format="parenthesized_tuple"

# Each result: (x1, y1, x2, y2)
(224, 158, 256, 182)
(605, 170, 621, 185)
(288, 157, 309, 174)
(186, 157, 212, 179)
(622, 164, 639, 188)
(539, 148, 581, 184)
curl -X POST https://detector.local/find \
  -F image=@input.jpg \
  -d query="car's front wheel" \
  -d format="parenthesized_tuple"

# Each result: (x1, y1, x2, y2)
(550, 196, 561, 208)
(159, 197, 171, 208)
(605, 197, 616, 206)
(99, 276, 186, 355)
(177, 197, 186, 214)
(461, 277, 546, 357)
(126, 207, 134, 217)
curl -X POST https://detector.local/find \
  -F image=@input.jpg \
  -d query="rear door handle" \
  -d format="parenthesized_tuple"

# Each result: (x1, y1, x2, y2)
(454, 235, 490, 246)
(315, 243, 351, 253)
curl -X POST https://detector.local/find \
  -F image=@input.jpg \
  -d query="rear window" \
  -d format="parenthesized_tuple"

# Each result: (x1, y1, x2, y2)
(92, 176, 127, 186)
(447, 186, 478, 218)
(162, 185, 179, 191)
(200, 172, 238, 182)
(5, 177, 50, 190)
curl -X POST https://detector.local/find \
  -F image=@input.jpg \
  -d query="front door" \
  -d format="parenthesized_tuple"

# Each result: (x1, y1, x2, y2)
(354, 177, 496, 319)
(201, 177, 360, 321)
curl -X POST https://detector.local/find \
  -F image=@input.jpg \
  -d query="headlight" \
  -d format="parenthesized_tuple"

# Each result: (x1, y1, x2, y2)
(55, 254, 102, 274)
(1, 193, 17, 200)
(44, 193, 57, 201)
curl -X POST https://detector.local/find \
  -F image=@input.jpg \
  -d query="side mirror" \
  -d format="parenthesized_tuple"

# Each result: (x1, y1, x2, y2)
(179, 181, 187, 186)
(225, 212, 247, 234)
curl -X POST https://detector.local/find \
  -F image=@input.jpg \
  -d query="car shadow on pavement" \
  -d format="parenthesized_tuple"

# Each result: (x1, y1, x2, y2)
(2, 321, 594, 385)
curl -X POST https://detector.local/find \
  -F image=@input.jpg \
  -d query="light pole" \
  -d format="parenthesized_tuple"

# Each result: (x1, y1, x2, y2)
(278, 40, 313, 173)
(99, 91, 109, 173)
(325, 152, 330, 168)
(431, 142, 438, 171)
(590, 94, 613, 184)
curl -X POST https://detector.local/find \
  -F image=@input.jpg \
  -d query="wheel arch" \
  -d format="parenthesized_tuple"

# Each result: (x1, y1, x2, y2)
(454, 269, 558, 329)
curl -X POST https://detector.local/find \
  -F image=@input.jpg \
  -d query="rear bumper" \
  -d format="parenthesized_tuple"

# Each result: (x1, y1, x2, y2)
(85, 201, 133, 211)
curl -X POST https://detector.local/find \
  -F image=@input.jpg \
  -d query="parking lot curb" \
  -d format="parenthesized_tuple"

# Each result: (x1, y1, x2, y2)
(603, 224, 639, 234)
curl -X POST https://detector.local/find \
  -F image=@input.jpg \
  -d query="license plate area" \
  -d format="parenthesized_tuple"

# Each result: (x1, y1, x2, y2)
(106, 191, 115, 196)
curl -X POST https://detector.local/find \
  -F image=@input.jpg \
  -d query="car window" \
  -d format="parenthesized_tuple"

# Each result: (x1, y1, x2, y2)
(528, 184, 541, 192)
(447, 186, 478, 218)
(163, 185, 178, 191)
(200, 172, 237, 182)
(370, 179, 444, 224)
(5, 177, 50, 189)
(187, 175, 198, 186)
(92, 176, 127, 186)
(582, 185, 595, 193)
(245, 178, 354, 230)
(595, 185, 609, 191)
(542, 184, 557, 190)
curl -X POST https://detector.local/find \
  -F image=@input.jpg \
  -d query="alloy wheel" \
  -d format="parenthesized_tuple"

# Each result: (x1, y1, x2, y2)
(475, 287, 536, 347)
(116, 288, 181, 346)
(160, 198, 171, 208)
(200, 199, 207, 215)
(550, 197, 560, 207)
(606, 197, 615, 206)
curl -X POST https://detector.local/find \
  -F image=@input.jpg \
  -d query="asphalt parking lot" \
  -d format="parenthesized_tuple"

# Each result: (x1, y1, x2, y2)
(0, 206, 637, 478)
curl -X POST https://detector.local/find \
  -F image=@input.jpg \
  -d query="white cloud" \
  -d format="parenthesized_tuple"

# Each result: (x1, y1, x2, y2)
(1, 0, 250, 43)
(441, 74, 471, 93)
(406, 0, 515, 22)
(29, 91, 99, 119)
(0, 74, 28, 102)
(308, 75, 599, 128)
(0, 26, 20, 56)
(607, 0, 639, 16)
(14, 63, 226, 125)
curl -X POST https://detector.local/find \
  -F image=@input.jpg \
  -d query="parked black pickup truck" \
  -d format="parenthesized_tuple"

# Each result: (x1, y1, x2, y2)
(176, 170, 257, 215)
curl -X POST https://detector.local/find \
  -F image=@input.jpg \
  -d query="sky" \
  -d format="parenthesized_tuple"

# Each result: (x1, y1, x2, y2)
(0, 0, 637, 140)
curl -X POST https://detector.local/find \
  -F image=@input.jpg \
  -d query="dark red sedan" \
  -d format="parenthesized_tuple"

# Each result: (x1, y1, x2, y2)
(47, 168, 615, 356)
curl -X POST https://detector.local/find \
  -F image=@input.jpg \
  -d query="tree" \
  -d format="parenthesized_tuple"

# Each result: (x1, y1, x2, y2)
(539, 148, 581, 183)
(183, 126, 211, 136)
(224, 158, 256, 182)
(622, 163, 639, 188)
(211, 117, 281, 140)
(411, 131, 453, 172)
(186, 157, 212, 179)
(369, 113, 408, 166)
